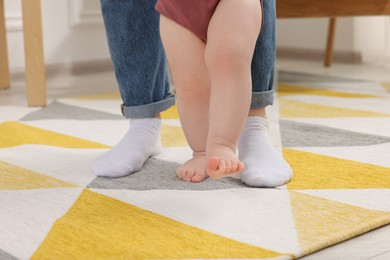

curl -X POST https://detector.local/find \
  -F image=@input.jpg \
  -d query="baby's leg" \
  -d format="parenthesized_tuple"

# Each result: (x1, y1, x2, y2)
(205, 0, 262, 179)
(160, 16, 210, 182)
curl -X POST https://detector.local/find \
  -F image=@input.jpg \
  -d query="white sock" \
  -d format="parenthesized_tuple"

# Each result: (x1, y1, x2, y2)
(237, 116, 293, 187)
(91, 118, 162, 178)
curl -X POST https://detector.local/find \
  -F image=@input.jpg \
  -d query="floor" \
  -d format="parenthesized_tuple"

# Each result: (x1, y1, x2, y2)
(278, 59, 390, 260)
(1, 58, 390, 260)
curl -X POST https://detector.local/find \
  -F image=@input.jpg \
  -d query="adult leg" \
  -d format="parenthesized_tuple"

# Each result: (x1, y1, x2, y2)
(92, 0, 175, 178)
(159, 16, 210, 183)
(205, 0, 262, 179)
(238, 0, 293, 187)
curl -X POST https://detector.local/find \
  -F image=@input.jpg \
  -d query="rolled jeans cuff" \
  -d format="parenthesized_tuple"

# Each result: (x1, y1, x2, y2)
(250, 90, 274, 109)
(121, 94, 176, 119)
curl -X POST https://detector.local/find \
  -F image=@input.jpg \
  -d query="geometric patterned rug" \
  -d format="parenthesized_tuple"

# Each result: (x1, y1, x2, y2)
(1, 71, 390, 259)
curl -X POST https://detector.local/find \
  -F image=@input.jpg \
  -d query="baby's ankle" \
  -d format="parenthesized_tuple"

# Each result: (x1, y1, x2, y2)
(207, 137, 237, 155)
(192, 151, 206, 157)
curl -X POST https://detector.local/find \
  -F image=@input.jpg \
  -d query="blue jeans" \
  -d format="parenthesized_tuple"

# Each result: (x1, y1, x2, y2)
(100, 0, 275, 118)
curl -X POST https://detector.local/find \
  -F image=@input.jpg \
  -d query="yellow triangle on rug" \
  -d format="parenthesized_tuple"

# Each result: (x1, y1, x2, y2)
(290, 191, 390, 257)
(0, 161, 78, 190)
(0, 121, 109, 149)
(284, 149, 390, 190)
(32, 189, 288, 259)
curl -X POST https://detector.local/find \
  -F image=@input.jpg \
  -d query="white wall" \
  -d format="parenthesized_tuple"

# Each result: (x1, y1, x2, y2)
(4, 0, 110, 71)
(277, 16, 390, 65)
(277, 17, 355, 52)
(354, 16, 390, 65)
(3, 1, 390, 70)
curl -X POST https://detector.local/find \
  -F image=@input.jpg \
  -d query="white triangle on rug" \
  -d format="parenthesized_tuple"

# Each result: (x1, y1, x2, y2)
(0, 146, 99, 187)
(90, 188, 300, 254)
(0, 105, 41, 121)
(287, 118, 390, 138)
(283, 95, 390, 114)
(296, 189, 390, 212)
(58, 98, 123, 116)
(287, 81, 389, 96)
(23, 120, 128, 147)
(154, 146, 193, 164)
(291, 143, 390, 168)
(0, 188, 83, 260)
(325, 82, 388, 95)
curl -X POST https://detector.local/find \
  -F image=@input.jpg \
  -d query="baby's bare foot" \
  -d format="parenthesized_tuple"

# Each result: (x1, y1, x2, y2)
(176, 152, 209, 183)
(207, 145, 244, 179)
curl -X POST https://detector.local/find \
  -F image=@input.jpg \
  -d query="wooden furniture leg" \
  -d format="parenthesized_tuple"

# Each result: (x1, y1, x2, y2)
(0, 0, 10, 90)
(21, 0, 46, 106)
(324, 17, 337, 67)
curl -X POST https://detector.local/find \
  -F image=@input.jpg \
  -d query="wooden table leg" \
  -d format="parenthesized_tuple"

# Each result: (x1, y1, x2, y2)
(0, 0, 10, 90)
(21, 0, 46, 106)
(324, 17, 337, 67)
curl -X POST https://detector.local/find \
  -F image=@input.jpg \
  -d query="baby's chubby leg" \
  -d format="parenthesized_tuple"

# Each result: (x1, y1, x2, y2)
(160, 16, 211, 182)
(205, 0, 262, 179)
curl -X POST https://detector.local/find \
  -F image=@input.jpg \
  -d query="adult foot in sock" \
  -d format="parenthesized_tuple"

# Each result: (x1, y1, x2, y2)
(206, 144, 245, 179)
(238, 116, 293, 187)
(176, 152, 209, 183)
(91, 118, 162, 178)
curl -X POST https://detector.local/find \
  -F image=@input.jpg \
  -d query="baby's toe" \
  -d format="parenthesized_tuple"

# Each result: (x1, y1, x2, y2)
(225, 160, 232, 173)
(184, 169, 195, 181)
(231, 160, 239, 172)
(219, 159, 226, 173)
(192, 170, 208, 183)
